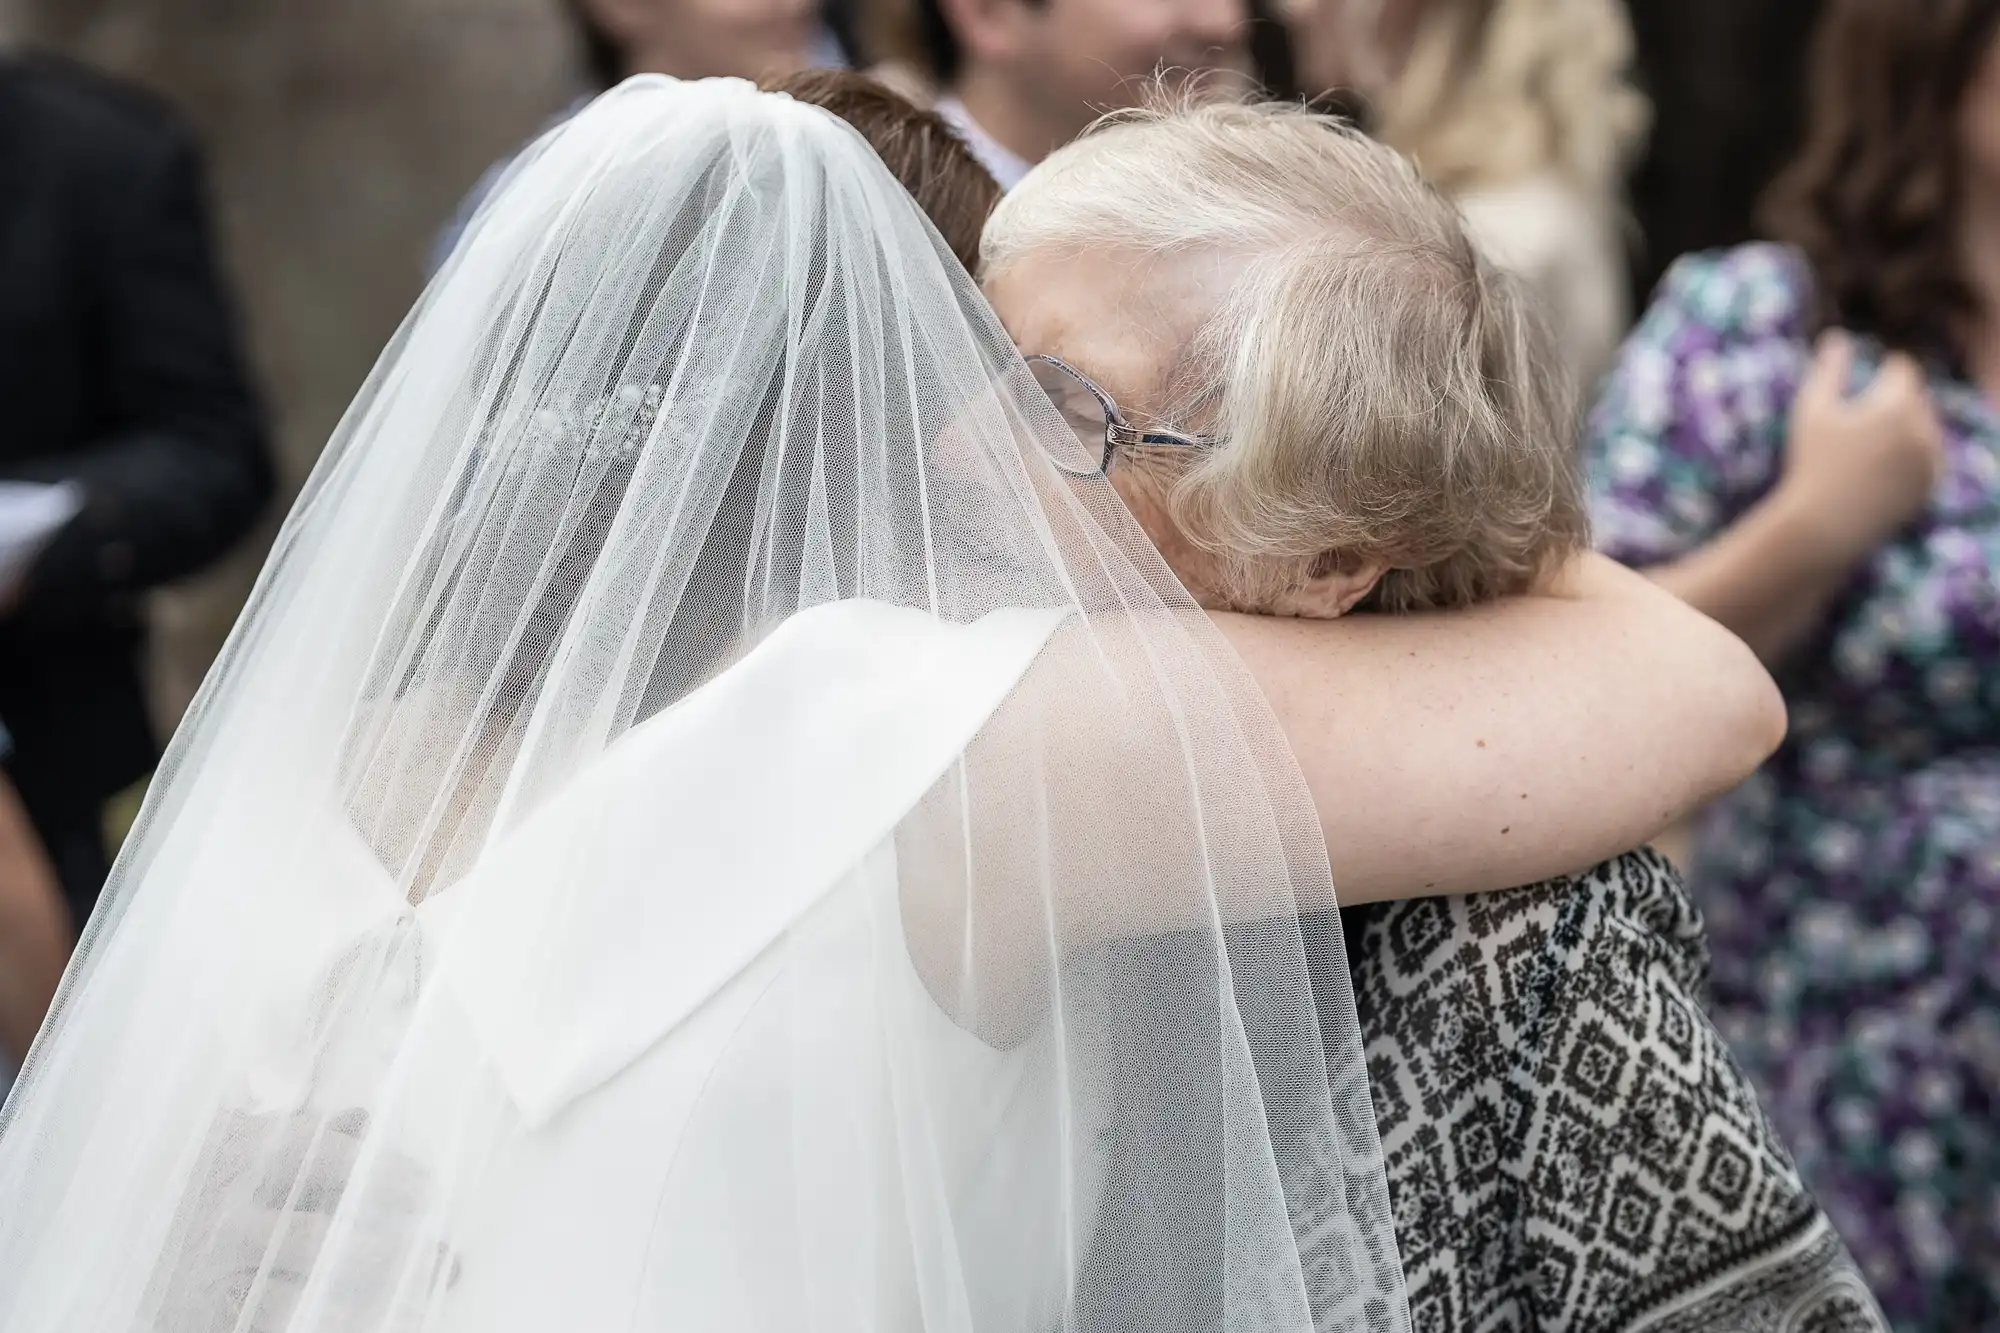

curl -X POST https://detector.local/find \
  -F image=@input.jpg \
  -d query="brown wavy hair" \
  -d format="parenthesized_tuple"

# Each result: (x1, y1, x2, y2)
(759, 70, 1002, 274)
(1760, 0, 2000, 357)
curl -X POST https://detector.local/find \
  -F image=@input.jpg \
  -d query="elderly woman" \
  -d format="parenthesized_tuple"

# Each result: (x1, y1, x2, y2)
(1587, 1, 2000, 1324)
(985, 100, 1886, 1330)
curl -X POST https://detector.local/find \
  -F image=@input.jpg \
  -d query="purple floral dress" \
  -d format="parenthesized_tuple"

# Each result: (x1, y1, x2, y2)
(1586, 242, 2000, 1331)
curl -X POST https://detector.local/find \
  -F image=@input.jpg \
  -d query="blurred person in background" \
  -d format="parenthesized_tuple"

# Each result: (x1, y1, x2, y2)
(1587, 1, 2000, 1324)
(563, 0, 836, 84)
(874, 0, 1250, 190)
(429, 0, 837, 273)
(0, 53, 273, 927)
(1285, 0, 1648, 397)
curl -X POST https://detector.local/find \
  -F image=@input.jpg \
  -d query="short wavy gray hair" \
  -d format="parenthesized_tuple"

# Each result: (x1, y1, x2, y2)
(983, 99, 1588, 612)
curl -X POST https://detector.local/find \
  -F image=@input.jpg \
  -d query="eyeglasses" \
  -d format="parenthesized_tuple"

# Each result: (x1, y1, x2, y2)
(1025, 355, 1225, 477)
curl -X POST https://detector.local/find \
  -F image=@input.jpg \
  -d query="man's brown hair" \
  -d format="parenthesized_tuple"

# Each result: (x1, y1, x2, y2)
(761, 69, 1001, 275)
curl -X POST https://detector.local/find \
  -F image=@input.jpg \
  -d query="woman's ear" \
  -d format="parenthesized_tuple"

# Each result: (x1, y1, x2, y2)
(1262, 560, 1389, 619)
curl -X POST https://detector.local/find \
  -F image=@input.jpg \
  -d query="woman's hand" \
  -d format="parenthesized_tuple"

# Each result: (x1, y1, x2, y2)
(1644, 331, 1946, 667)
(150, 1108, 453, 1333)
(1777, 330, 1945, 565)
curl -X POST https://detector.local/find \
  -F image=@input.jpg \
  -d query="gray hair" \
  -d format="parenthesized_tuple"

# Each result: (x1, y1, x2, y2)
(983, 99, 1588, 611)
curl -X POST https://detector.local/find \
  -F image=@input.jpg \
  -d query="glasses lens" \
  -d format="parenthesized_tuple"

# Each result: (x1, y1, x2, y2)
(1026, 359, 1109, 474)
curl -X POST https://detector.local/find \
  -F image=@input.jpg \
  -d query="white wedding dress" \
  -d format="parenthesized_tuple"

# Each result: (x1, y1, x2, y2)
(208, 601, 1086, 1333)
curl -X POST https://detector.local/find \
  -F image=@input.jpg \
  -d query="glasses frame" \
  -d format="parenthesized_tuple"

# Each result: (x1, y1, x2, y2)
(1025, 355, 1226, 477)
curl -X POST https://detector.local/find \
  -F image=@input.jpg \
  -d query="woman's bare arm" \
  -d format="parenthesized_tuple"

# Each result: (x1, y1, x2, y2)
(1642, 488, 1864, 668)
(1212, 553, 1786, 904)
(0, 774, 70, 1058)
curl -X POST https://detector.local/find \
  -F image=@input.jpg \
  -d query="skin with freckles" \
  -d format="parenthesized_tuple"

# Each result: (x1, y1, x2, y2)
(986, 244, 1786, 901)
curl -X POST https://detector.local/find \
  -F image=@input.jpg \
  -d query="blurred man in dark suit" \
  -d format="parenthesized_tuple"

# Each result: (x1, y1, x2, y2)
(0, 54, 273, 923)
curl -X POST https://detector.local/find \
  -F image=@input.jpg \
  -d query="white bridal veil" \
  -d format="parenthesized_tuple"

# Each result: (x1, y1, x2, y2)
(0, 77, 1408, 1333)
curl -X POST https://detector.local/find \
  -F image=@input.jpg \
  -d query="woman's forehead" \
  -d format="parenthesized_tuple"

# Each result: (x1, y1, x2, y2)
(984, 249, 1216, 410)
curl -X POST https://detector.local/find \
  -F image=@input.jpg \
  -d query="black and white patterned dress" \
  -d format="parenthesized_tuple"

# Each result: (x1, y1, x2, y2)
(1325, 849, 1887, 1331)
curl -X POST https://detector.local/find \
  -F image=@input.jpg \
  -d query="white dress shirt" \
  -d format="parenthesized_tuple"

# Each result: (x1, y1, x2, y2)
(935, 96, 1034, 191)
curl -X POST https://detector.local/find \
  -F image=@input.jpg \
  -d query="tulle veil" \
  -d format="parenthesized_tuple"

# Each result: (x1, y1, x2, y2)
(0, 76, 1409, 1333)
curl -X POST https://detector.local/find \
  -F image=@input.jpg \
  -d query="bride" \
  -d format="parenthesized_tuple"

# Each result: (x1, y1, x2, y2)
(0, 78, 1772, 1332)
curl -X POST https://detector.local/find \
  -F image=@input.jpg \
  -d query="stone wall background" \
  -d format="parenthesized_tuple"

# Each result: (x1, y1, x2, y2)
(6, 0, 583, 729)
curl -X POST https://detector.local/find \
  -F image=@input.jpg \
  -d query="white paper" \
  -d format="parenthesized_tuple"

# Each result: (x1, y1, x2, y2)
(0, 481, 83, 592)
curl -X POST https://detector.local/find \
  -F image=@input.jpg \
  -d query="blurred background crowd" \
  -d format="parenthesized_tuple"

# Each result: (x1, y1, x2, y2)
(0, 0, 1994, 1327)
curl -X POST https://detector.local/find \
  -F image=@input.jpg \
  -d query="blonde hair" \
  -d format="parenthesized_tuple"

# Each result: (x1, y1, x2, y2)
(984, 99, 1587, 612)
(1375, 0, 1649, 198)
